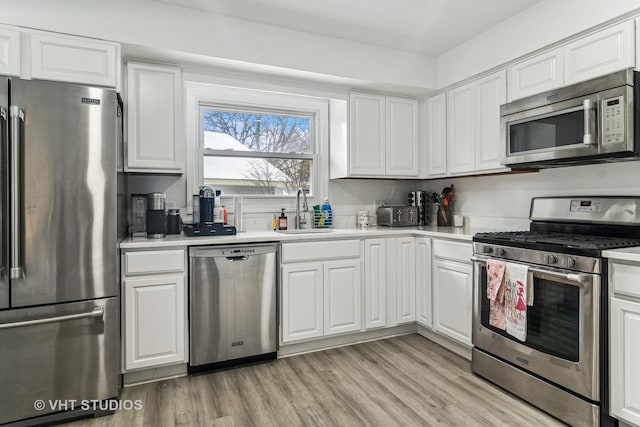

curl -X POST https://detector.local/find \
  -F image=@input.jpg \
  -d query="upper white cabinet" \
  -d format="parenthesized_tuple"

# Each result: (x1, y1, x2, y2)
(508, 48, 563, 102)
(446, 70, 508, 175)
(425, 93, 447, 177)
(126, 61, 183, 173)
(0, 27, 20, 77)
(564, 20, 635, 85)
(336, 91, 418, 178)
(29, 32, 120, 88)
(508, 20, 635, 101)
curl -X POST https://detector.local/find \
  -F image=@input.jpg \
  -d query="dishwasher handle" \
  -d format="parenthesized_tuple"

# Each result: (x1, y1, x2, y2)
(226, 256, 249, 261)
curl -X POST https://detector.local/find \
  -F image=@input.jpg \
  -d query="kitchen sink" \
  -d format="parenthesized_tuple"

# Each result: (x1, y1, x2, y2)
(275, 228, 333, 234)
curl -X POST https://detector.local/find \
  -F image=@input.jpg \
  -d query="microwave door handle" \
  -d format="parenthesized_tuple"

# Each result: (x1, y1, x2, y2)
(583, 99, 596, 146)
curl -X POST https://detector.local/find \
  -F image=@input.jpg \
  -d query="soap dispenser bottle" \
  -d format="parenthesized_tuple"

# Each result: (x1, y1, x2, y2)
(278, 208, 288, 230)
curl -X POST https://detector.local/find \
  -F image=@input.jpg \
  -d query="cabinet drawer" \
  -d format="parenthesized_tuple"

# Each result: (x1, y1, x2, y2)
(124, 249, 185, 275)
(433, 239, 472, 263)
(281, 240, 360, 263)
(610, 261, 640, 299)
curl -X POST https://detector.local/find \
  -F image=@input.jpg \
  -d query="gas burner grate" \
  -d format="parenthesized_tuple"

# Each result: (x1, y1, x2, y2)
(474, 231, 640, 251)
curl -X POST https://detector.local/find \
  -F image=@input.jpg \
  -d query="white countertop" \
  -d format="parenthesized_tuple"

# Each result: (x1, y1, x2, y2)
(119, 225, 508, 249)
(603, 247, 640, 262)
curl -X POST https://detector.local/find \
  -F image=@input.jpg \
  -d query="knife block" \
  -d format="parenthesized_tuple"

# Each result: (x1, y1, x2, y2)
(437, 205, 452, 226)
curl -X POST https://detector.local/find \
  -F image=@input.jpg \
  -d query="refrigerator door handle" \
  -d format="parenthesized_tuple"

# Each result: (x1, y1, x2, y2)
(0, 107, 5, 279)
(9, 106, 24, 280)
(0, 305, 104, 330)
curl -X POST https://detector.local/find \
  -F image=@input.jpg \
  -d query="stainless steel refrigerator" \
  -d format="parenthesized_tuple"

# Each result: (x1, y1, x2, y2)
(0, 77, 119, 425)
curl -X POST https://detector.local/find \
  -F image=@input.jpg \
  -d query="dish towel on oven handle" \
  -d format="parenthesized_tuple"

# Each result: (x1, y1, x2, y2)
(505, 262, 531, 341)
(486, 259, 506, 330)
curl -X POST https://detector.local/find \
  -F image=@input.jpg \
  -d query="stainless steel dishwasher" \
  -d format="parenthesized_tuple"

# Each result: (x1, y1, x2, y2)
(189, 243, 277, 372)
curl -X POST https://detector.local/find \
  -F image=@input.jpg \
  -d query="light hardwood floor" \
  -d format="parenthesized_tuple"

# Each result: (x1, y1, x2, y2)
(65, 334, 563, 426)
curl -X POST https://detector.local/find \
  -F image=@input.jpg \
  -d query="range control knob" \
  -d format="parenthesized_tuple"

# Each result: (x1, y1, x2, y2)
(495, 248, 505, 256)
(564, 257, 576, 268)
(482, 245, 493, 254)
(543, 254, 558, 265)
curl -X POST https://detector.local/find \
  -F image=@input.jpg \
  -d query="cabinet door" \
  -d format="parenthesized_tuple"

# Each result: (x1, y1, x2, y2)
(507, 48, 563, 102)
(324, 259, 362, 336)
(396, 237, 416, 324)
(447, 83, 475, 174)
(349, 92, 386, 176)
(0, 27, 20, 77)
(124, 274, 186, 370)
(364, 239, 386, 329)
(29, 32, 120, 88)
(281, 263, 323, 343)
(565, 20, 635, 85)
(426, 93, 447, 177)
(610, 297, 640, 426)
(416, 237, 432, 328)
(475, 70, 508, 172)
(385, 96, 418, 176)
(433, 259, 472, 346)
(126, 62, 183, 173)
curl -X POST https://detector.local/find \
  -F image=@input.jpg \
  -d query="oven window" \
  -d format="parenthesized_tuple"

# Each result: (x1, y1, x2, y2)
(509, 110, 584, 154)
(480, 267, 580, 362)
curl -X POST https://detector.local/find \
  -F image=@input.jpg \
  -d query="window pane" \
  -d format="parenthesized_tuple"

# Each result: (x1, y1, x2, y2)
(204, 156, 312, 196)
(202, 109, 312, 154)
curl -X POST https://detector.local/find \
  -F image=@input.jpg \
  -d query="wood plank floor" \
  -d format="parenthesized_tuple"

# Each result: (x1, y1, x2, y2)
(64, 334, 563, 426)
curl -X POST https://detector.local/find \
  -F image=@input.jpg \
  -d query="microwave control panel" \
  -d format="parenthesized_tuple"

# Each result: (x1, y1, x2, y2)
(602, 96, 625, 145)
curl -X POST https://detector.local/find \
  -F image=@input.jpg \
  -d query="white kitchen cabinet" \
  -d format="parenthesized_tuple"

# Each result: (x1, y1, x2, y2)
(126, 61, 183, 173)
(385, 96, 419, 176)
(425, 93, 447, 177)
(447, 83, 475, 174)
(323, 259, 362, 336)
(29, 32, 120, 88)
(416, 237, 432, 328)
(610, 297, 640, 426)
(432, 258, 473, 346)
(396, 237, 416, 324)
(340, 91, 418, 178)
(281, 263, 324, 343)
(507, 48, 563, 102)
(475, 70, 508, 172)
(564, 20, 635, 86)
(0, 27, 20, 77)
(124, 274, 186, 370)
(364, 238, 387, 329)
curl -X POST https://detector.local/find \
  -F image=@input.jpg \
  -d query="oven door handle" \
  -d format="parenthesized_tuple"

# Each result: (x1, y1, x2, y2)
(471, 256, 589, 284)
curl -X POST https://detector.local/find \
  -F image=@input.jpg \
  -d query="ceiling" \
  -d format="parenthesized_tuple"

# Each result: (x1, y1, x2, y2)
(152, 0, 543, 56)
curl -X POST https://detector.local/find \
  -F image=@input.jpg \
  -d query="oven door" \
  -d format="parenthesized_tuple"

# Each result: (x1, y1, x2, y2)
(472, 256, 600, 401)
(501, 84, 633, 166)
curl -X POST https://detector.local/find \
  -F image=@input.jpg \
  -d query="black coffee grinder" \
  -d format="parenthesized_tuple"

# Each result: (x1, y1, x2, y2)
(183, 186, 237, 237)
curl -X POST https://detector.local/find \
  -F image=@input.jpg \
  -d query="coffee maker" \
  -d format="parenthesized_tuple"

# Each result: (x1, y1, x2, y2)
(183, 186, 237, 237)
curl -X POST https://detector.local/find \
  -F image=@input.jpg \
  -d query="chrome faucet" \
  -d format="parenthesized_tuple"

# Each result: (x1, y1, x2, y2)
(295, 188, 309, 229)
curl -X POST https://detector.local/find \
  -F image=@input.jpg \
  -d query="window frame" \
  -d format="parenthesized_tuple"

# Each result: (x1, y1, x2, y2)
(185, 82, 329, 214)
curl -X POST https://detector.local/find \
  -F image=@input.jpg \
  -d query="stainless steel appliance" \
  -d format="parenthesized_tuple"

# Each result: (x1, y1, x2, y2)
(377, 205, 418, 226)
(183, 187, 236, 237)
(501, 69, 640, 167)
(471, 196, 640, 426)
(130, 194, 147, 237)
(189, 244, 277, 371)
(146, 192, 166, 239)
(408, 191, 429, 225)
(0, 78, 118, 425)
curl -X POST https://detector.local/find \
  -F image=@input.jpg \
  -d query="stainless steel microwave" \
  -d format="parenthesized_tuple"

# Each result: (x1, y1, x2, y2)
(500, 69, 640, 168)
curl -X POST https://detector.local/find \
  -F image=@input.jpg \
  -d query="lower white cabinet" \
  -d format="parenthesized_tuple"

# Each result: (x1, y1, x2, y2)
(280, 240, 362, 344)
(281, 263, 324, 343)
(396, 237, 417, 324)
(363, 238, 387, 329)
(416, 237, 432, 328)
(610, 297, 640, 426)
(124, 274, 186, 370)
(432, 257, 473, 347)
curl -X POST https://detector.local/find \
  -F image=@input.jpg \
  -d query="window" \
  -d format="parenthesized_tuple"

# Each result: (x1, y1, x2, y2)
(200, 106, 315, 196)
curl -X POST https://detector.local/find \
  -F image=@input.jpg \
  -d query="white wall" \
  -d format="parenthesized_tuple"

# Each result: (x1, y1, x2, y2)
(437, 0, 640, 88)
(2, 0, 436, 92)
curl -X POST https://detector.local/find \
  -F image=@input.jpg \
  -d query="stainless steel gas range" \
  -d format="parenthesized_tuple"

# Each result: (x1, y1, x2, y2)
(471, 196, 640, 427)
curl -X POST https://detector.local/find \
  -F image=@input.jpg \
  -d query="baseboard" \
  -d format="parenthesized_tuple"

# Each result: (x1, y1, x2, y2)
(123, 363, 188, 386)
(278, 324, 417, 357)
(416, 324, 472, 360)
